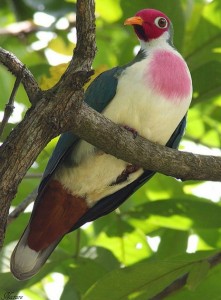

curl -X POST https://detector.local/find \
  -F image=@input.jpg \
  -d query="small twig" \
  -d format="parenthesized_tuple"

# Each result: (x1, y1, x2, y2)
(24, 173, 43, 179)
(0, 70, 24, 138)
(151, 274, 189, 300)
(7, 188, 38, 225)
(0, 47, 41, 104)
(0, 20, 38, 36)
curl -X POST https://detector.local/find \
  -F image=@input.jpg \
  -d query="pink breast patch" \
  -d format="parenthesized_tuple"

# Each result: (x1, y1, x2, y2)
(146, 50, 192, 102)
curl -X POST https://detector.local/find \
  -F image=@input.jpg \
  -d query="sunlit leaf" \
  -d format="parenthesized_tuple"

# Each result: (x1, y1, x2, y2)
(96, 0, 122, 22)
(129, 198, 221, 230)
(82, 251, 218, 300)
(39, 63, 68, 89)
(91, 214, 152, 265)
(48, 36, 75, 55)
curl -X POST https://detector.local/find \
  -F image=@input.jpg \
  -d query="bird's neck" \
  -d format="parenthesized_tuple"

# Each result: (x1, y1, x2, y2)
(140, 35, 173, 55)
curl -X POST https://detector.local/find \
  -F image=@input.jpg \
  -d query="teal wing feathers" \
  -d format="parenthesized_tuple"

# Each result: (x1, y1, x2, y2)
(40, 66, 123, 189)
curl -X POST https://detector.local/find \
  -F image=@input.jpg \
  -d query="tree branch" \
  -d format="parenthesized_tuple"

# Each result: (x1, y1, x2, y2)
(0, 72, 23, 138)
(0, 20, 38, 36)
(0, 0, 96, 249)
(0, 47, 41, 104)
(7, 188, 37, 225)
(24, 173, 43, 179)
(62, 103, 221, 182)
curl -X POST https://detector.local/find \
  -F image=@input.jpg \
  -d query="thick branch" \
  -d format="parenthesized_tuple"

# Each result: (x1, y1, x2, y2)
(64, 103, 221, 182)
(0, 0, 96, 249)
(4, 104, 221, 226)
(53, 0, 96, 91)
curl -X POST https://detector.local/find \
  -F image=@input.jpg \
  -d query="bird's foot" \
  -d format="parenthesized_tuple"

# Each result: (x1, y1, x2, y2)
(111, 164, 140, 185)
(123, 125, 138, 139)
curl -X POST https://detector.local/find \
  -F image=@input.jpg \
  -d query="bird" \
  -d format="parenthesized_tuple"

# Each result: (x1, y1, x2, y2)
(10, 8, 192, 280)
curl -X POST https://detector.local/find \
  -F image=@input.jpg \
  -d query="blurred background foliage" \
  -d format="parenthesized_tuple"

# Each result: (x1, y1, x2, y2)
(0, 0, 221, 299)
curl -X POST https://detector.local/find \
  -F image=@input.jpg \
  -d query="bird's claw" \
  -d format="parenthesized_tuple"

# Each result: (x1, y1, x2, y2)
(123, 125, 138, 139)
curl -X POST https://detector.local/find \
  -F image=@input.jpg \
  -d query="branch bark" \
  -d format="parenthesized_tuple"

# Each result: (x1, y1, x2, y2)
(0, 20, 38, 36)
(7, 188, 38, 225)
(0, 73, 23, 137)
(62, 103, 221, 182)
(0, 48, 40, 104)
(0, 0, 96, 249)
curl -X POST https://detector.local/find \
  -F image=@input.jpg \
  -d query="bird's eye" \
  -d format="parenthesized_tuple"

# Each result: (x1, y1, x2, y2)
(154, 17, 168, 29)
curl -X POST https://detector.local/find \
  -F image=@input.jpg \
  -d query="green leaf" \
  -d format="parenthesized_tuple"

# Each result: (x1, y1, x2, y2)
(5, 213, 31, 245)
(60, 280, 79, 300)
(186, 261, 210, 291)
(196, 228, 221, 249)
(129, 198, 221, 230)
(82, 251, 217, 300)
(96, 0, 122, 22)
(192, 61, 221, 103)
(80, 246, 120, 272)
(91, 214, 152, 265)
(157, 229, 189, 257)
(61, 258, 108, 297)
(168, 261, 221, 300)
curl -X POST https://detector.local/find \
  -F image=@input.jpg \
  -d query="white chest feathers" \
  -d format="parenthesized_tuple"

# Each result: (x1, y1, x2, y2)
(103, 47, 192, 145)
(54, 46, 192, 206)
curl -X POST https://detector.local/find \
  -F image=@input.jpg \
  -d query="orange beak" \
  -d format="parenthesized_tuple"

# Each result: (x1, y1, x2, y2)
(124, 16, 143, 26)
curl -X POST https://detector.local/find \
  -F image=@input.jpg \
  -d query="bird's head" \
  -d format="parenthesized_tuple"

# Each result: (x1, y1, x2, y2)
(124, 9, 173, 45)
